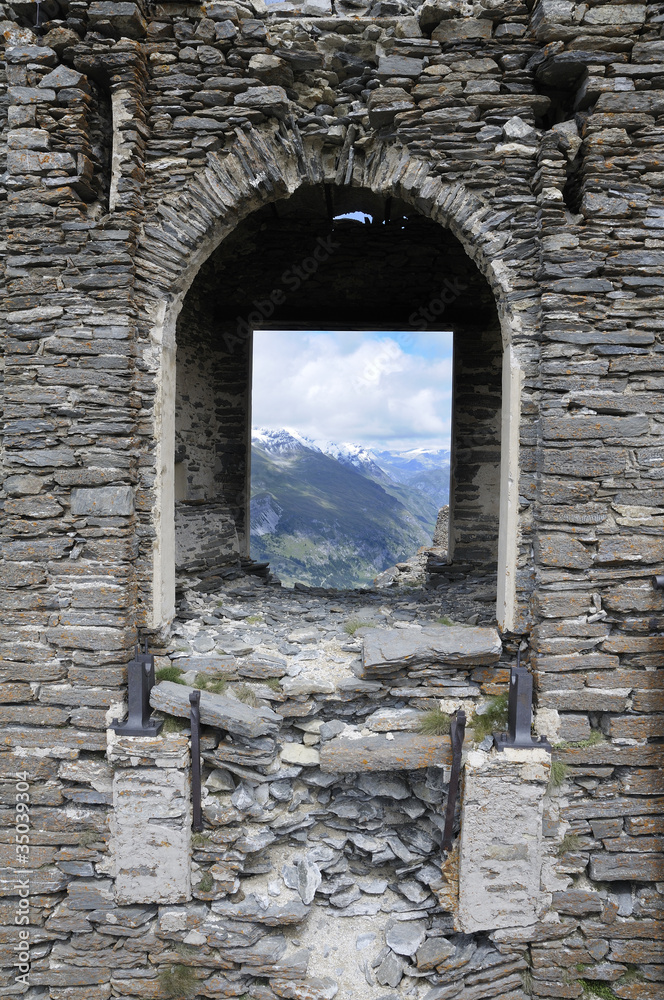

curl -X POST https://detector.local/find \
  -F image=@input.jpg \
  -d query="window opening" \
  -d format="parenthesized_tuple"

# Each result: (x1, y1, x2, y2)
(250, 329, 453, 590)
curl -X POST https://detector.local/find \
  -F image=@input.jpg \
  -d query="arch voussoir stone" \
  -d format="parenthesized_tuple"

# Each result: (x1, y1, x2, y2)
(137, 128, 532, 337)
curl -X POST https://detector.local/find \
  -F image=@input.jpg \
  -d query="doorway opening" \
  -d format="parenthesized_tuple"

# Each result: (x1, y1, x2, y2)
(170, 184, 504, 615)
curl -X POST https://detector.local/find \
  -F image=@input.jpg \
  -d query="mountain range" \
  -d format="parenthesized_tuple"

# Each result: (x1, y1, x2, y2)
(250, 428, 450, 588)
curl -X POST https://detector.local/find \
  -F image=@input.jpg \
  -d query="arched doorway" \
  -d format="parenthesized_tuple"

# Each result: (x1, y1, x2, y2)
(174, 185, 500, 585)
(138, 138, 532, 632)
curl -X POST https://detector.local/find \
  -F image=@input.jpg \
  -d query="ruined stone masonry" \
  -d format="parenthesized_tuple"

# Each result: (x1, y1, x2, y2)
(1, 0, 664, 998)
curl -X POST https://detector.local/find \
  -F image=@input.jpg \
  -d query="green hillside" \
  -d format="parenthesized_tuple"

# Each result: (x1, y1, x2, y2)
(250, 444, 438, 589)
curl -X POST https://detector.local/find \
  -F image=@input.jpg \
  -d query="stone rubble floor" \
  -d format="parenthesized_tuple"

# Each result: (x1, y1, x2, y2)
(171, 570, 499, 666)
(148, 572, 513, 1000)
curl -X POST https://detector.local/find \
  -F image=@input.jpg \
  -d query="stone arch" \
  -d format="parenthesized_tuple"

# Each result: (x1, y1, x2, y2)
(136, 128, 539, 632)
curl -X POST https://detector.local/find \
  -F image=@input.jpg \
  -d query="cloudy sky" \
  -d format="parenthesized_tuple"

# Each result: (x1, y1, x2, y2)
(252, 330, 454, 452)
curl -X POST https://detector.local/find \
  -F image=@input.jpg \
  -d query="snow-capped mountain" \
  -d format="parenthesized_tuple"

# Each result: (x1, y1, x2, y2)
(252, 428, 389, 481)
(373, 446, 452, 478)
(251, 427, 317, 455)
(250, 428, 450, 588)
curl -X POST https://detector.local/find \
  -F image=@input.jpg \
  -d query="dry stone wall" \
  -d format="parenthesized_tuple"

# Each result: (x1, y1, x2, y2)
(0, 0, 664, 998)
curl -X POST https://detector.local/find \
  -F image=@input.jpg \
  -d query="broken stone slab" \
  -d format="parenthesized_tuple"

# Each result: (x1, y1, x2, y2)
(280, 743, 320, 766)
(173, 655, 241, 678)
(234, 85, 289, 117)
(416, 935, 455, 970)
(362, 626, 502, 675)
(375, 949, 405, 987)
(386, 919, 427, 957)
(150, 680, 281, 738)
(319, 734, 453, 773)
(88, 1, 147, 38)
(357, 773, 410, 799)
(211, 894, 310, 925)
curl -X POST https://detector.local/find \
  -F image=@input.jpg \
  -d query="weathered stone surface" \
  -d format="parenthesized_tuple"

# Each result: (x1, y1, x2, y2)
(386, 920, 426, 956)
(457, 749, 550, 933)
(375, 949, 405, 987)
(88, 1, 147, 37)
(112, 767, 190, 904)
(70, 486, 134, 516)
(150, 680, 281, 737)
(234, 86, 289, 117)
(320, 734, 453, 772)
(280, 744, 320, 766)
(416, 935, 455, 970)
(4, 2, 664, 993)
(362, 626, 501, 675)
(211, 895, 309, 925)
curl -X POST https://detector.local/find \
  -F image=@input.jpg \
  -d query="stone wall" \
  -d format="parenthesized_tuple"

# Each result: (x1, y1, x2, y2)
(175, 288, 251, 569)
(0, 0, 663, 998)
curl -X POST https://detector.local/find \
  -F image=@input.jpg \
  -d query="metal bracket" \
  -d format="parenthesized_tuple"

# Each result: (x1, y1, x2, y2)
(442, 709, 466, 852)
(190, 690, 202, 832)
(493, 651, 551, 752)
(110, 639, 163, 737)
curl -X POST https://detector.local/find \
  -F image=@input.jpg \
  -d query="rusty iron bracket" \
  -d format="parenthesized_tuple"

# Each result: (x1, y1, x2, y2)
(110, 639, 163, 737)
(493, 650, 551, 752)
(189, 690, 202, 832)
(442, 708, 466, 852)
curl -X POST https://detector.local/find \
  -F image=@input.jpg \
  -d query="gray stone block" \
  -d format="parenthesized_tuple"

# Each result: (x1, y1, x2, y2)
(88, 1, 147, 38)
(362, 625, 502, 674)
(150, 680, 281, 738)
(70, 486, 134, 516)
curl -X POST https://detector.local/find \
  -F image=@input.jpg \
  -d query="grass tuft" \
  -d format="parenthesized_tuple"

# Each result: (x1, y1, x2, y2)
(245, 615, 263, 624)
(266, 677, 282, 692)
(191, 833, 209, 849)
(554, 730, 605, 750)
(557, 833, 582, 856)
(521, 968, 534, 996)
(579, 980, 619, 999)
(160, 714, 187, 734)
(196, 870, 214, 893)
(156, 665, 186, 684)
(343, 618, 376, 635)
(472, 693, 508, 741)
(193, 673, 228, 695)
(436, 615, 456, 626)
(234, 683, 257, 707)
(158, 963, 198, 998)
(549, 760, 569, 789)
(418, 709, 452, 736)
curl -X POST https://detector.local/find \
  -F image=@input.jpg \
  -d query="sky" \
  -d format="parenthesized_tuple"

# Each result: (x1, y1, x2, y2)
(252, 330, 454, 453)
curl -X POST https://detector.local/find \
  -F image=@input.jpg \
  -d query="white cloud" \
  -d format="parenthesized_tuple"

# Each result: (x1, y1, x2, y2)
(252, 331, 453, 451)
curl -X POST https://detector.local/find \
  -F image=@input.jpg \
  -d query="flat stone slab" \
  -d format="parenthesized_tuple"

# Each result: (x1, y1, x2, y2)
(319, 734, 453, 773)
(174, 654, 287, 679)
(362, 626, 502, 676)
(150, 680, 281, 738)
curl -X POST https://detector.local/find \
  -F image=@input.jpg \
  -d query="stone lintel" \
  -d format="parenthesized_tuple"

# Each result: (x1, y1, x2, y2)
(319, 733, 453, 772)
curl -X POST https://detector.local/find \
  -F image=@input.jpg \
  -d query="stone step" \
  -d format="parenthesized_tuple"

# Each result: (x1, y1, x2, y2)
(319, 733, 454, 772)
(362, 625, 502, 677)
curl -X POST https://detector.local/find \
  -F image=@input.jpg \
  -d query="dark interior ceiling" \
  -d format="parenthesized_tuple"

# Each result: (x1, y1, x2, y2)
(182, 185, 498, 334)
